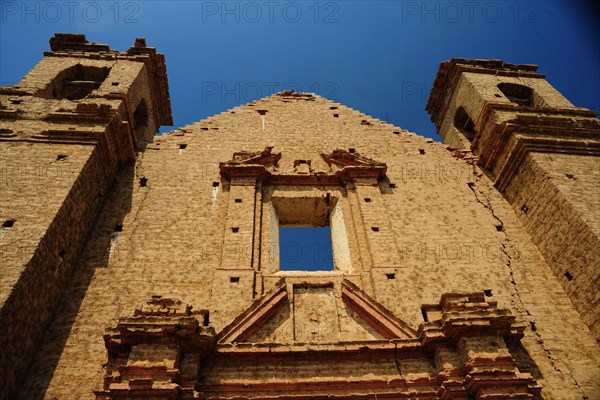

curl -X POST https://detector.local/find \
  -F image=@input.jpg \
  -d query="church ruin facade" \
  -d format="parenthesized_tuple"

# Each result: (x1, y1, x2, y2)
(0, 34, 598, 399)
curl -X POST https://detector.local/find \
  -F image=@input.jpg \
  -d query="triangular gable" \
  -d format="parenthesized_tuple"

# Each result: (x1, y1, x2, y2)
(219, 146, 281, 180)
(320, 149, 388, 180)
(230, 146, 281, 166)
(217, 279, 288, 344)
(321, 149, 386, 168)
(341, 280, 417, 339)
(218, 279, 416, 344)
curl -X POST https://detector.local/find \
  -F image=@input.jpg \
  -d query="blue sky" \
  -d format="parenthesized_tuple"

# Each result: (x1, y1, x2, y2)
(280, 227, 334, 271)
(1, 1, 598, 139)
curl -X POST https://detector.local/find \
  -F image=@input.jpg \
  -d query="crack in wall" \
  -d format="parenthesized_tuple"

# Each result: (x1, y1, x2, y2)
(465, 162, 585, 393)
(128, 156, 150, 238)
(467, 166, 529, 315)
(394, 352, 403, 376)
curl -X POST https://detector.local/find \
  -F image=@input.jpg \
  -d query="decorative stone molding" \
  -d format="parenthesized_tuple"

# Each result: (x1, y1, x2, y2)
(98, 291, 541, 399)
(94, 296, 215, 400)
(420, 293, 540, 400)
(219, 147, 387, 184)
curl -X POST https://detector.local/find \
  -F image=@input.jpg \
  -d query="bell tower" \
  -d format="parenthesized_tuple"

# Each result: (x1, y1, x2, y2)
(0, 33, 172, 399)
(427, 58, 600, 340)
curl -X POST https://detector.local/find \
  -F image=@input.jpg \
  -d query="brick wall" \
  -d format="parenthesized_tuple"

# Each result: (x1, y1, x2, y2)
(503, 152, 600, 339)
(0, 34, 171, 399)
(0, 141, 110, 400)
(17, 93, 599, 399)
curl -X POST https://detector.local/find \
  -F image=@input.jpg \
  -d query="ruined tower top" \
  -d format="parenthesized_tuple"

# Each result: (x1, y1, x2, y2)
(425, 57, 597, 151)
(3, 33, 172, 129)
(42, 33, 173, 127)
(1, 33, 173, 158)
(426, 58, 544, 131)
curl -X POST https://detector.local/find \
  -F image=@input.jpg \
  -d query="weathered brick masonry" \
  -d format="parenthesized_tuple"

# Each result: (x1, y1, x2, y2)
(0, 36, 598, 399)
(0, 34, 171, 400)
(426, 59, 600, 339)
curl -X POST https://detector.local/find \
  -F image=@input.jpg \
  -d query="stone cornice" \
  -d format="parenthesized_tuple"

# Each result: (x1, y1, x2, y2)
(472, 107, 600, 191)
(220, 148, 388, 185)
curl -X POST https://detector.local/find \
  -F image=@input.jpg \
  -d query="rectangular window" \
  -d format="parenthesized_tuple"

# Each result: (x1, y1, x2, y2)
(269, 193, 352, 274)
(279, 227, 334, 271)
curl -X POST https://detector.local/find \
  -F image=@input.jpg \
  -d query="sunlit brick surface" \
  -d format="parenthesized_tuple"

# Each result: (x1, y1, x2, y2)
(1, 38, 598, 400)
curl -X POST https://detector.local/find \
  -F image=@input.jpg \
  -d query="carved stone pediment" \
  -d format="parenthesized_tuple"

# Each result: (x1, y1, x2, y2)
(230, 146, 281, 166)
(321, 149, 386, 168)
(220, 148, 387, 184)
(96, 292, 541, 399)
(217, 278, 289, 344)
(217, 279, 416, 345)
(219, 146, 281, 180)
